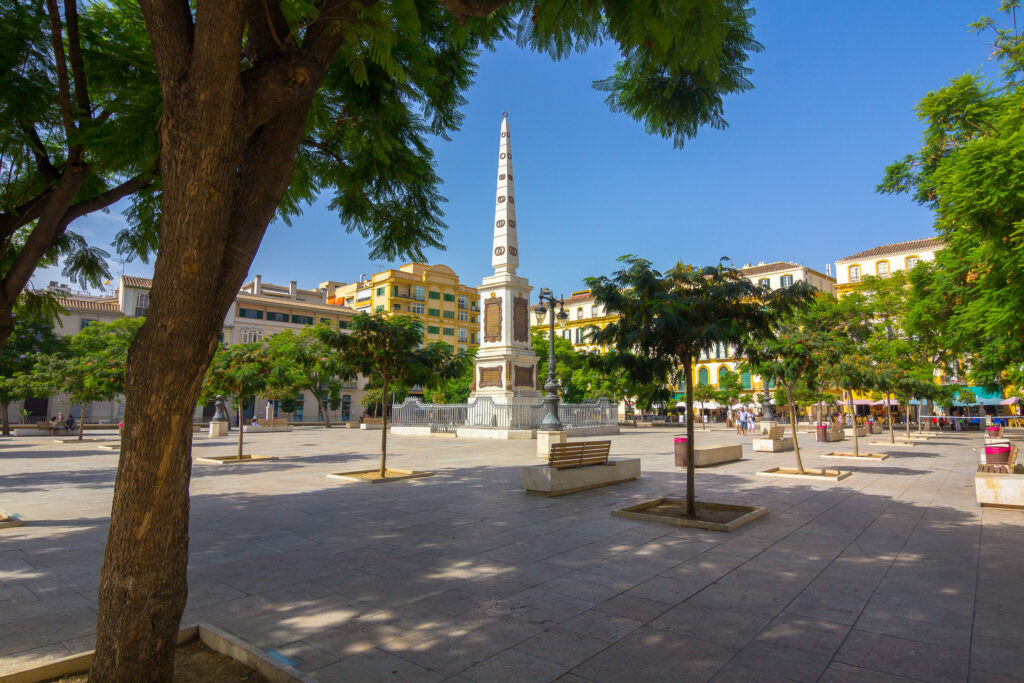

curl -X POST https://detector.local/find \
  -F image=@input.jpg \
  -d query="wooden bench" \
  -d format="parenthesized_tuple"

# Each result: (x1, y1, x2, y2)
(548, 441, 611, 469)
(764, 425, 787, 440)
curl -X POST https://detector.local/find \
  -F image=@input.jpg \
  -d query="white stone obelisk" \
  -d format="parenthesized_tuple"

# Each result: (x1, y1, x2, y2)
(467, 113, 540, 410)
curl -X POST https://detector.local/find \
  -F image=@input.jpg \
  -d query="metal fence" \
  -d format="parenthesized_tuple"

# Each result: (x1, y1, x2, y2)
(391, 396, 617, 431)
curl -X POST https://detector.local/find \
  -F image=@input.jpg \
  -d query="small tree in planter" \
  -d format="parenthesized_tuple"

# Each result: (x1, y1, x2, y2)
(588, 256, 812, 519)
(715, 368, 745, 421)
(0, 313, 63, 434)
(200, 343, 272, 460)
(29, 318, 141, 439)
(318, 314, 468, 478)
(263, 326, 355, 427)
(691, 383, 718, 430)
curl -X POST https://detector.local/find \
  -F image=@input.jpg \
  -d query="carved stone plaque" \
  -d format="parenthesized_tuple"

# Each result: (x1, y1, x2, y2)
(484, 297, 502, 342)
(513, 296, 529, 342)
(479, 366, 503, 388)
(514, 365, 534, 387)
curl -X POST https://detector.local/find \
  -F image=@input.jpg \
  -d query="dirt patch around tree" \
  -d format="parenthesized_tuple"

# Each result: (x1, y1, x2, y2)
(45, 640, 269, 682)
(327, 468, 434, 483)
(612, 498, 768, 532)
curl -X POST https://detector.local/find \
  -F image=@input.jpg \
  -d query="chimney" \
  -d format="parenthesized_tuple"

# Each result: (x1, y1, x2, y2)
(289, 280, 297, 297)
(254, 274, 262, 295)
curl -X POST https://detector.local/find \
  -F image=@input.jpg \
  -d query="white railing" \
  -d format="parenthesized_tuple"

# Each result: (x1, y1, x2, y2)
(391, 396, 617, 431)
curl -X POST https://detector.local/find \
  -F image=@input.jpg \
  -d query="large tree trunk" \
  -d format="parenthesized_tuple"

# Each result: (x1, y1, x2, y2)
(313, 390, 331, 427)
(905, 400, 912, 438)
(683, 358, 696, 517)
(78, 404, 86, 440)
(784, 384, 804, 474)
(849, 390, 860, 457)
(887, 393, 895, 444)
(380, 375, 389, 477)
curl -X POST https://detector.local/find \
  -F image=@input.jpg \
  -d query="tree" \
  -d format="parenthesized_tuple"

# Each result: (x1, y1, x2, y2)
(0, 310, 62, 434)
(29, 317, 141, 439)
(878, 3, 1024, 388)
(88, 2, 763, 675)
(426, 347, 476, 404)
(691, 383, 718, 431)
(263, 325, 354, 427)
(0, 1, 159, 344)
(200, 343, 274, 460)
(319, 314, 466, 477)
(588, 256, 812, 517)
(714, 368, 744, 413)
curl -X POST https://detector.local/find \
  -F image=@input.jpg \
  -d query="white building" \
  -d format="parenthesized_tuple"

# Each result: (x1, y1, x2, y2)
(834, 236, 943, 293)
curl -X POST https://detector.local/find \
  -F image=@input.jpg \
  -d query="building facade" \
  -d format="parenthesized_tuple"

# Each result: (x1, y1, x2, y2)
(834, 237, 943, 295)
(12, 274, 368, 426)
(324, 263, 481, 352)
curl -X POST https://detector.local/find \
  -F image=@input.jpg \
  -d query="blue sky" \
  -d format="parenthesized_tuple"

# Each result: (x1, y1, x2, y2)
(44, 0, 1003, 298)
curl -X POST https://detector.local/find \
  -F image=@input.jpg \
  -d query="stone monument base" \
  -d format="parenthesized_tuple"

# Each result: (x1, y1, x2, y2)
(209, 422, 228, 437)
(536, 429, 567, 457)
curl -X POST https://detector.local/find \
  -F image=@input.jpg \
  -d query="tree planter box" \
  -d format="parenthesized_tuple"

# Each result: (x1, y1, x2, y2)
(243, 424, 292, 433)
(328, 469, 434, 483)
(824, 429, 844, 442)
(612, 498, 767, 532)
(975, 470, 1024, 509)
(195, 454, 278, 464)
(521, 458, 640, 496)
(822, 452, 890, 460)
(757, 466, 851, 482)
(844, 427, 867, 437)
(0, 622, 314, 683)
(689, 444, 742, 467)
(752, 437, 793, 453)
(867, 423, 883, 434)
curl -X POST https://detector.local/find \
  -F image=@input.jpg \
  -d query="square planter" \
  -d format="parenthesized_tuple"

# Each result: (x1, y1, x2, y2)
(327, 469, 434, 483)
(195, 455, 278, 464)
(975, 469, 1024, 509)
(822, 452, 890, 460)
(612, 498, 767, 532)
(757, 467, 851, 482)
(0, 622, 314, 683)
(752, 437, 793, 453)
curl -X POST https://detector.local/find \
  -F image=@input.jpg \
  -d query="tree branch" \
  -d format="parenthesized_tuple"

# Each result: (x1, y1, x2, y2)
(23, 125, 60, 182)
(63, 0, 92, 121)
(44, 0, 76, 140)
(193, 2, 245, 92)
(437, 0, 512, 24)
(243, 0, 289, 63)
(58, 172, 156, 232)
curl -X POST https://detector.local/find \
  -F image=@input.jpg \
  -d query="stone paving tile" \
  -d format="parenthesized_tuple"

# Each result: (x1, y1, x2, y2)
(729, 639, 832, 683)
(834, 628, 970, 682)
(571, 626, 735, 682)
(752, 612, 851, 657)
(819, 661, 918, 682)
(483, 587, 595, 627)
(593, 594, 671, 622)
(970, 634, 1024, 679)
(311, 646, 443, 682)
(709, 663, 795, 682)
(462, 648, 570, 682)
(514, 626, 610, 667)
(557, 608, 644, 643)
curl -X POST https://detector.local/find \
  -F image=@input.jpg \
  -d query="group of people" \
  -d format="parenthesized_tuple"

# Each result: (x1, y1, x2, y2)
(731, 408, 757, 435)
(47, 412, 75, 435)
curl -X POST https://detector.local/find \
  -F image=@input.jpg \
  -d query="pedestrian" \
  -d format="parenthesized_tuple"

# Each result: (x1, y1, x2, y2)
(734, 410, 743, 435)
(65, 413, 75, 434)
(748, 411, 757, 434)
(48, 415, 59, 435)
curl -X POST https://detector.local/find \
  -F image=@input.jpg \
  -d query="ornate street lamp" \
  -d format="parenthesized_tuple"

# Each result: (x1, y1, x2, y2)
(534, 288, 569, 429)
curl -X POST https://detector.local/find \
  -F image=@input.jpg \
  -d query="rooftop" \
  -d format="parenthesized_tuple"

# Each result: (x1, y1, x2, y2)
(837, 236, 943, 262)
(121, 276, 153, 289)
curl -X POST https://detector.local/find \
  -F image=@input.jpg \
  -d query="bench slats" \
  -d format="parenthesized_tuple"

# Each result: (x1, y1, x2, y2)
(548, 440, 611, 469)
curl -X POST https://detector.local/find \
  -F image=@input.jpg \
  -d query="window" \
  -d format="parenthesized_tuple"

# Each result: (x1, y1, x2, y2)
(392, 304, 401, 311)
(443, 310, 454, 319)
(458, 295, 469, 309)
(241, 328, 263, 344)
(715, 343, 724, 359)
(848, 265, 861, 282)
(374, 305, 384, 312)
(80, 319, 96, 330)
(458, 328, 468, 342)
(442, 327, 454, 336)
(338, 320, 349, 329)
(471, 316, 476, 323)
(266, 311, 288, 322)
(134, 293, 149, 317)
(428, 290, 440, 300)
(876, 260, 890, 278)
(575, 327, 583, 343)
(356, 288, 372, 302)
(443, 293, 455, 302)
(320, 318, 331, 325)
(411, 303, 425, 315)
(457, 310, 469, 322)
(698, 367, 709, 386)
(413, 286, 426, 301)
(291, 314, 314, 325)
(576, 307, 583, 319)
(740, 370, 751, 389)
(718, 366, 729, 385)
(591, 305, 598, 317)
(428, 308, 440, 317)
(239, 307, 263, 320)
(427, 325, 439, 334)
(758, 278, 770, 288)
(780, 274, 793, 287)
(906, 255, 920, 270)
(376, 286, 385, 296)
(470, 332, 476, 343)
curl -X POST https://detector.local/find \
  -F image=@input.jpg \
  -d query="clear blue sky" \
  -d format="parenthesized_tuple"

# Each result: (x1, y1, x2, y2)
(42, 0, 1002, 298)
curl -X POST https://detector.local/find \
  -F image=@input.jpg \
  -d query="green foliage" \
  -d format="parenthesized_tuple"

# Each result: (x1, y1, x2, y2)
(877, 3, 1024, 386)
(201, 343, 276, 416)
(425, 347, 476, 404)
(0, 311, 63, 405)
(714, 367, 744, 407)
(262, 325, 355, 422)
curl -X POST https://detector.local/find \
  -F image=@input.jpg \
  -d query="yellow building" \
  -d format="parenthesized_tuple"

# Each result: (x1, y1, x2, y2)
(834, 236, 943, 296)
(323, 263, 480, 351)
(529, 289, 615, 353)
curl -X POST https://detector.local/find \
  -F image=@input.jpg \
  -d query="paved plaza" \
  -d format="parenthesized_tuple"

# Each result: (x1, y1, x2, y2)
(0, 426, 1022, 681)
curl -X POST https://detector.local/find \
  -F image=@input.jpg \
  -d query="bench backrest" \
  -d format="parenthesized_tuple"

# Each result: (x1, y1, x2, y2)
(767, 425, 787, 440)
(548, 440, 611, 469)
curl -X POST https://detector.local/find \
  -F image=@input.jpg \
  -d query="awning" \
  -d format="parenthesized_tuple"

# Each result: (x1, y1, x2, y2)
(846, 399, 874, 406)
(873, 399, 900, 406)
(952, 386, 1004, 407)
(1001, 397, 1020, 406)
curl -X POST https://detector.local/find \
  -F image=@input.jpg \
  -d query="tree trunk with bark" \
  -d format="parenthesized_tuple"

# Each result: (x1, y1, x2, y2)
(886, 393, 895, 444)
(784, 383, 804, 474)
(379, 375, 389, 477)
(904, 400, 912, 438)
(683, 358, 696, 517)
(313, 390, 331, 427)
(237, 398, 245, 460)
(78, 405, 86, 440)
(1, 401, 9, 436)
(848, 390, 860, 457)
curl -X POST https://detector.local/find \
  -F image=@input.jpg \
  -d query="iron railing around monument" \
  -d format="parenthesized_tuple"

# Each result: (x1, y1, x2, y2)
(390, 396, 617, 431)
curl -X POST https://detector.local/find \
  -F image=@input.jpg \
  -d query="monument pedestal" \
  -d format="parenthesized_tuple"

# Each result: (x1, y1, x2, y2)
(209, 421, 228, 437)
(536, 429, 567, 456)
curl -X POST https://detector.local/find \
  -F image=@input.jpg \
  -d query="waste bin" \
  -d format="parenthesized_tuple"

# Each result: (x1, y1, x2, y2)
(816, 424, 828, 442)
(673, 435, 688, 467)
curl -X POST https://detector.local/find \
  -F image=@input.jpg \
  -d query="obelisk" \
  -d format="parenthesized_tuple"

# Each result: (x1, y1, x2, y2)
(468, 113, 540, 407)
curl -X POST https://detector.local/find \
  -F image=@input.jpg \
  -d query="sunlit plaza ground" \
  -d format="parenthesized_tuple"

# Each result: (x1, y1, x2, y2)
(1, 426, 1022, 681)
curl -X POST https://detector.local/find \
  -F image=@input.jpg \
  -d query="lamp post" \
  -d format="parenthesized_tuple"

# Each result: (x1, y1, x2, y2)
(534, 288, 569, 429)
